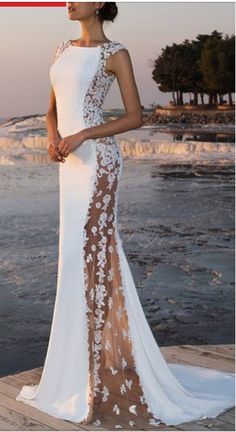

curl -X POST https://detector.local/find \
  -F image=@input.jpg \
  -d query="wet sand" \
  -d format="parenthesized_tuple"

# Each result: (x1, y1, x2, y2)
(0, 157, 234, 377)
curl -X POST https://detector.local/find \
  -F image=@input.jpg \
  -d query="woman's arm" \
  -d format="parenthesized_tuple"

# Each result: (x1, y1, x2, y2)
(82, 48, 143, 140)
(57, 48, 143, 157)
(46, 86, 65, 162)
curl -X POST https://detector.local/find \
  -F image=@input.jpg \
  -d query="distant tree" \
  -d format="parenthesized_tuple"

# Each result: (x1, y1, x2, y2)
(150, 30, 235, 106)
(191, 32, 223, 105)
(201, 34, 235, 105)
(151, 43, 183, 105)
(151, 41, 203, 105)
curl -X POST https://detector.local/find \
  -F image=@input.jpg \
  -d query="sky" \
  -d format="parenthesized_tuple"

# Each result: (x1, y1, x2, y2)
(0, 1, 234, 117)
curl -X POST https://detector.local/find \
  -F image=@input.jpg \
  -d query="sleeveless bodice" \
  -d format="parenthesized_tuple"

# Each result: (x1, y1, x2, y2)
(49, 40, 126, 138)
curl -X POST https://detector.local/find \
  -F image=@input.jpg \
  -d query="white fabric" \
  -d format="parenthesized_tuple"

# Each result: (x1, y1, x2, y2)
(15, 40, 235, 427)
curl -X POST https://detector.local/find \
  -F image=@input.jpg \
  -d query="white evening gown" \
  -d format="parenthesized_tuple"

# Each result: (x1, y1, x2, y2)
(16, 39, 235, 429)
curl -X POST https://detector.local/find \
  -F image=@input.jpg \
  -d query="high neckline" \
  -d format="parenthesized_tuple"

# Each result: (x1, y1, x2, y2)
(68, 39, 112, 49)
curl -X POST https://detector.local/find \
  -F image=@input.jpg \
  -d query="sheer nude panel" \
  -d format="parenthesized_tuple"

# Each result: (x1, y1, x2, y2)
(82, 140, 165, 429)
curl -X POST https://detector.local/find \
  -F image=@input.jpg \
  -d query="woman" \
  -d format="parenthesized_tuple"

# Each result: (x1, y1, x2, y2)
(16, 2, 235, 430)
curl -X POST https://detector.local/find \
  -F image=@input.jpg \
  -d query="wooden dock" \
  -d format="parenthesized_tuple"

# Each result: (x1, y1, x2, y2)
(0, 344, 234, 431)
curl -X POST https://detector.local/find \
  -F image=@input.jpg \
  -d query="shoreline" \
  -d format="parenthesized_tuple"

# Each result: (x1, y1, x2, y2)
(143, 107, 235, 131)
(0, 112, 235, 135)
(142, 124, 235, 134)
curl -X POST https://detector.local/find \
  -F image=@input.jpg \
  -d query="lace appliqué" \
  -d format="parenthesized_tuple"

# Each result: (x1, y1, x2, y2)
(80, 42, 166, 428)
(52, 40, 71, 64)
(82, 41, 127, 128)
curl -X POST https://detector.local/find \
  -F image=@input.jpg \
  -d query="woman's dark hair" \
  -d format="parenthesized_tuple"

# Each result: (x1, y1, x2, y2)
(98, 2, 118, 22)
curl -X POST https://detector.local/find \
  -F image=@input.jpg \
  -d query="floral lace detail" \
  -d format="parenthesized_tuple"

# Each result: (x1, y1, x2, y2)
(52, 38, 166, 429)
(52, 40, 71, 63)
(81, 41, 127, 128)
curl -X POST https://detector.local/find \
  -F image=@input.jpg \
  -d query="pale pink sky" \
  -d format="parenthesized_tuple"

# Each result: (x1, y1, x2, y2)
(0, 1, 234, 117)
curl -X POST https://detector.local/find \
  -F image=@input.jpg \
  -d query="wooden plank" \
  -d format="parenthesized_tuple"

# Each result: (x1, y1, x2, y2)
(0, 389, 85, 431)
(24, 367, 43, 376)
(173, 421, 213, 431)
(160, 350, 196, 367)
(13, 371, 44, 385)
(0, 378, 174, 431)
(177, 345, 234, 372)
(203, 345, 235, 358)
(0, 345, 234, 431)
(0, 381, 106, 432)
(0, 381, 27, 400)
(218, 407, 235, 425)
(0, 372, 167, 428)
(158, 427, 181, 431)
(19, 369, 171, 428)
(161, 346, 234, 373)
(22, 371, 42, 379)
(195, 416, 235, 431)
(0, 375, 33, 388)
(0, 416, 14, 431)
(0, 404, 55, 431)
(160, 344, 235, 359)
(179, 345, 235, 362)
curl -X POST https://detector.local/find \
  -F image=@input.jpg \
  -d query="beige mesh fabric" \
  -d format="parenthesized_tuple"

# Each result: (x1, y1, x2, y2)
(81, 140, 165, 429)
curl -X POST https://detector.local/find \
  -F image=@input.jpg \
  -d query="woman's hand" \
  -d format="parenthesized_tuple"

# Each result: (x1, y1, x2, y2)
(47, 134, 65, 163)
(57, 131, 86, 157)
